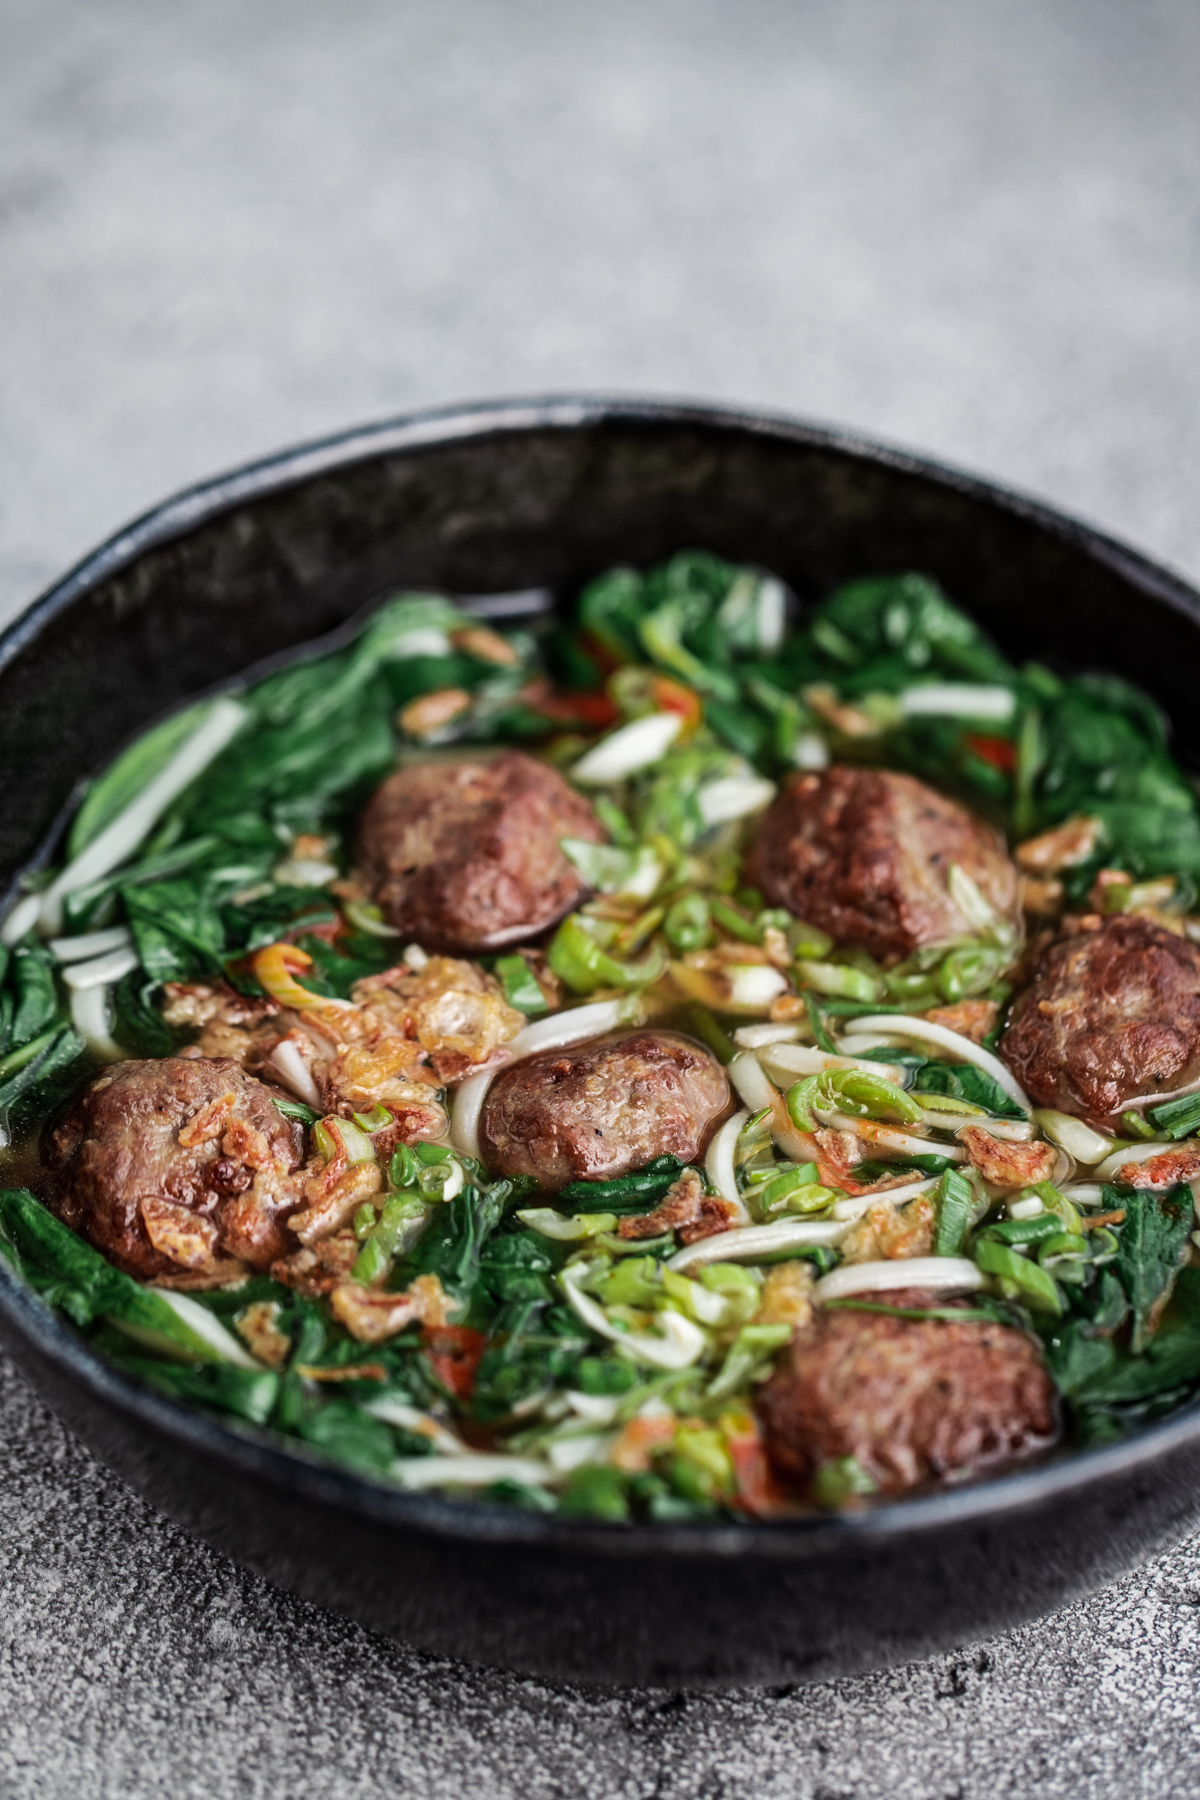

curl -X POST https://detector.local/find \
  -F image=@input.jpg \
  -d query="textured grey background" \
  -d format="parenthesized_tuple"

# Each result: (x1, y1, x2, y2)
(2, 1, 1200, 1794)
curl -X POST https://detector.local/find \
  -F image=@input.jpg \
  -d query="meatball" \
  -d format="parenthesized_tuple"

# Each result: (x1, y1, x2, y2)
(757, 1291, 1057, 1498)
(44, 1057, 305, 1284)
(1001, 913, 1200, 1129)
(744, 765, 1020, 963)
(357, 750, 604, 954)
(480, 1030, 731, 1188)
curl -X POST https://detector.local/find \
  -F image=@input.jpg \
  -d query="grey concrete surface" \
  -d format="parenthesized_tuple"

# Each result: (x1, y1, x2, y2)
(2, 1, 1200, 1794)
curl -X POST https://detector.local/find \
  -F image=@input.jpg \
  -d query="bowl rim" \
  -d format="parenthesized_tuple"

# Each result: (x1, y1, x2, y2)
(4, 389, 1200, 1558)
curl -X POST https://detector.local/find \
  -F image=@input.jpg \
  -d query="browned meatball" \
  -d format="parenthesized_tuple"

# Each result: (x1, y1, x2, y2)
(480, 1030, 731, 1188)
(757, 1291, 1057, 1498)
(1001, 914, 1200, 1129)
(357, 751, 604, 954)
(44, 1057, 305, 1285)
(745, 765, 1020, 963)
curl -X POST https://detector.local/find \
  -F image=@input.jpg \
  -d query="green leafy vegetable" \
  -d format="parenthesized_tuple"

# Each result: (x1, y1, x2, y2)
(295, 1400, 398, 1474)
(1042, 1320, 1121, 1399)
(558, 1157, 685, 1216)
(560, 1462, 631, 1521)
(122, 879, 226, 984)
(400, 1178, 515, 1308)
(1147, 1091, 1200, 1141)
(0, 1028, 84, 1113)
(934, 1169, 975, 1256)
(0, 1188, 246, 1359)
(109, 1353, 279, 1425)
(68, 701, 214, 859)
(9, 945, 60, 1047)
(852, 1153, 956, 1181)
(1035, 681, 1200, 892)
(806, 573, 1015, 685)
(470, 1276, 586, 1425)
(0, 1024, 61, 1085)
(914, 1060, 1025, 1120)
(985, 1211, 1070, 1249)
(111, 969, 179, 1057)
(1112, 1184, 1194, 1352)
(1048, 1269, 1200, 1418)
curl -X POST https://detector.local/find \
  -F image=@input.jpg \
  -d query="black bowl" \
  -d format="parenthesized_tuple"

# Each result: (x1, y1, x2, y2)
(3, 396, 1200, 1689)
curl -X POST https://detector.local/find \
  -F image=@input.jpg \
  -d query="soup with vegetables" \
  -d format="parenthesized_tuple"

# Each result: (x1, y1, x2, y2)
(3, 554, 1200, 1522)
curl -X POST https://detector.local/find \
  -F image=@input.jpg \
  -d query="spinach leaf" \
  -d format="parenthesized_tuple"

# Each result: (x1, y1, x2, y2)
(67, 701, 214, 859)
(186, 670, 395, 832)
(0, 1188, 241, 1361)
(477, 1230, 559, 1306)
(914, 1059, 1025, 1119)
(1043, 1321, 1120, 1398)
(803, 573, 1015, 685)
(574, 551, 787, 695)
(295, 1399, 397, 1474)
(225, 890, 339, 958)
(400, 1178, 514, 1307)
(109, 1353, 279, 1425)
(0, 1027, 84, 1114)
(8, 945, 60, 1047)
(576, 1356, 639, 1396)
(1076, 1340, 1200, 1409)
(1064, 1272, 1200, 1413)
(0, 1187, 147, 1326)
(704, 698, 770, 761)
(61, 835, 223, 934)
(1080, 1266, 1131, 1335)
(111, 969, 180, 1057)
(470, 1300, 585, 1424)
(288, 932, 393, 998)
(558, 1156, 685, 1215)
(852, 1153, 955, 1180)
(1112, 1184, 1193, 1352)
(1038, 684, 1200, 886)
(273, 1299, 328, 1432)
(386, 652, 484, 709)
(577, 567, 645, 663)
(189, 1275, 291, 1316)
(123, 878, 226, 983)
